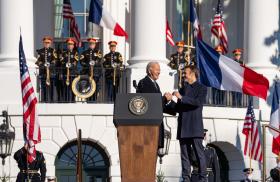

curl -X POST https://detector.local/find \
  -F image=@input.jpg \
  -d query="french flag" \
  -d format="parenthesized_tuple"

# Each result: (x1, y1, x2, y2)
(190, 0, 202, 39)
(89, 0, 128, 39)
(270, 81, 280, 155)
(196, 40, 269, 100)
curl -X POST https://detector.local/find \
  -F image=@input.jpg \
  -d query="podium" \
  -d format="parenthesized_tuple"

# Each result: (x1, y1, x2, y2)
(114, 93, 163, 182)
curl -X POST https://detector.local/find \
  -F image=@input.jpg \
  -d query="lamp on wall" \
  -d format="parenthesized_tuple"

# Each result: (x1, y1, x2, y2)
(157, 117, 172, 164)
(0, 110, 15, 166)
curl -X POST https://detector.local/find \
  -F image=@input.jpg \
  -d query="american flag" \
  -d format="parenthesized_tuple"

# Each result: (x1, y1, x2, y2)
(166, 19, 175, 46)
(242, 100, 263, 162)
(19, 35, 41, 163)
(211, 0, 228, 54)
(63, 0, 81, 46)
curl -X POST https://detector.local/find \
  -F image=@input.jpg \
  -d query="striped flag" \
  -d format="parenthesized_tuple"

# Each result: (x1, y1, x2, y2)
(269, 81, 280, 155)
(190, 0, 202, 40)
(166, 20, 175, 46)
(63, 0, 81, 46)
(19, 35, 41, 163)
(211, 0, 228, 54)
(242, 99, 263, 162)
(196, 40, 269, 100)
(89, 0, 128, 39)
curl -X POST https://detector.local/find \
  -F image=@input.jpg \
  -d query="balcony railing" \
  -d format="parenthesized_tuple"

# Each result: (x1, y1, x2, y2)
(35, 67, 249, 107)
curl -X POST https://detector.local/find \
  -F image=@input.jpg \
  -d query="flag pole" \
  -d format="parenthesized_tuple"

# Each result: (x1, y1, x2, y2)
(262, 124, 266, 182)
(249, 128, 252, 175)
(187, 20, 191, 52)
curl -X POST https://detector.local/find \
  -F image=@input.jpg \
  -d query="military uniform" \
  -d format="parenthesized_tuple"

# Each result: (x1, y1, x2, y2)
(103, 41, 123, 101)
(240, 168, 258, 182)
(270, 167, 280, 182)
(232, 48, 243, 107)
(169, 41, 193, 88)
(14, 147, 46, 182)
(191, 146, 220, 182)
(212, 45, 225, 105)
(35, 36, 57, 103)
(60, 38, 79, 102)
(169, 52, 190, 70)
(80, 38, 103, 101)
(168, 41, 192, 70)
(55, 48, 64, 102)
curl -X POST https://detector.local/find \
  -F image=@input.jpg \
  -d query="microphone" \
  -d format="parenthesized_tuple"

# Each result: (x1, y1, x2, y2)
(133, 80, 138, 89)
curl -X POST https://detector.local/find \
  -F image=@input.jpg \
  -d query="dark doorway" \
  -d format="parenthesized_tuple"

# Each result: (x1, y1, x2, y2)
(55, 140, 110, 182)
(208, 143, 230, 182)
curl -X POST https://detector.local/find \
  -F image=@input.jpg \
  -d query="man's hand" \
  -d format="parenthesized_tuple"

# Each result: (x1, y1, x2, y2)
(173, 91, 182, 99)
(164, 92, 173, 101)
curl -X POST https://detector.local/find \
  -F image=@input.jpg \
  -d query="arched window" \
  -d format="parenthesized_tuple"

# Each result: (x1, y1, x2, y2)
(55, 140, 110, 182)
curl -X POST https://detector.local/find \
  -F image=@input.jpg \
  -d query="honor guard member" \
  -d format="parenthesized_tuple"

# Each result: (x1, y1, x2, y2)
(80, 38, 102, 101)
(35, 36, 57, 103)
(168, 41, 191, 70)
(233, 48, 243, 65)
(240, 168, 258, 182)
(215, 45, 224, 55)
(269, 157, 280, 182)
(191, 129, 220, 182)
(212, 45, 225, 105)
(61, 38, 79, 102)
(103, 41, 123, 102)
(14, 143, 46, 182)
(232, 48, 243, 107)
(55, 46, 64, 102)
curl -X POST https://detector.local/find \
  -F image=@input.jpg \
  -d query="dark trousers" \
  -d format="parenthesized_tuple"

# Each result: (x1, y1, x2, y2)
(105, 79, 119, 102)
(192, 172, 214, 182)
(16, 173, 41, 182)
(180, 138, 207, 182)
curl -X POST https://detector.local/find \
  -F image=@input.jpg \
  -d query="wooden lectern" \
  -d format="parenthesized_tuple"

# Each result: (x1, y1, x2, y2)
(114, 93, 163, 182)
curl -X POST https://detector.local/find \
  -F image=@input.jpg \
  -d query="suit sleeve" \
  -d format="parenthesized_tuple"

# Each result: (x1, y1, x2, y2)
(180, 85, 207, 107)
(136, 80, 144, 93)
(212, 149, 220, 182)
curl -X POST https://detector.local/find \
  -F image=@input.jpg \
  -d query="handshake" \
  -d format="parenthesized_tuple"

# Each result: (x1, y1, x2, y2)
(164, 91, 182, 101)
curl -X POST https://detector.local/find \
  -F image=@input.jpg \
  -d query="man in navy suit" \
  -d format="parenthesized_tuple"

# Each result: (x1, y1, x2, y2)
(165, 65, 207, 182)
(136, 62, 175, 149)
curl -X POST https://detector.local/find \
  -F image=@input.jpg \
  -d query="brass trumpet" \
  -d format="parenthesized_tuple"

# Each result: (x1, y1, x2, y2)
(44, 62, 51, 86)
(112, 62, 118, 86)
(89, 60, 95, 80)
(66, 52, 71, 86)
(178, 63, 185, 88)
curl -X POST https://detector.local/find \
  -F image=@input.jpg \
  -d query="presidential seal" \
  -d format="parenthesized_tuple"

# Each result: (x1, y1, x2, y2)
(128, 96, 148, 115)
(72, 75, 96, 99)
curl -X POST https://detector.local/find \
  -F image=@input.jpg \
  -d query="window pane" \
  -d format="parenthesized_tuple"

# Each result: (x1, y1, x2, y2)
(62, 19, 70, 38)
(75, 15, 86, 37)
(71, 0, 85, 13)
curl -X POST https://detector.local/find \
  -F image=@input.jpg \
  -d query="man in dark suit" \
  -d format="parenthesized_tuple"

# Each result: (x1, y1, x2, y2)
(165, 65, 207, 182)
(136, 62, 174, 149)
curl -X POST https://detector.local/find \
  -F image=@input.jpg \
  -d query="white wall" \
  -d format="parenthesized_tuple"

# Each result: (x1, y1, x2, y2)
(1, 104, 276, 182)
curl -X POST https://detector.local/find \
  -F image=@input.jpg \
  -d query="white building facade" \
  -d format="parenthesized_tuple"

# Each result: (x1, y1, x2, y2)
(0, 0, 279, 181)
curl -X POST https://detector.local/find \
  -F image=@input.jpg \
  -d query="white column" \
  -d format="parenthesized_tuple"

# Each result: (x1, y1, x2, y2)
(0, 0, 35, 65)
(0, 0, 36, 104)
(129, 0, 167, 67)
(127, 0, 175, 93)
(244, 0, 279, 112)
